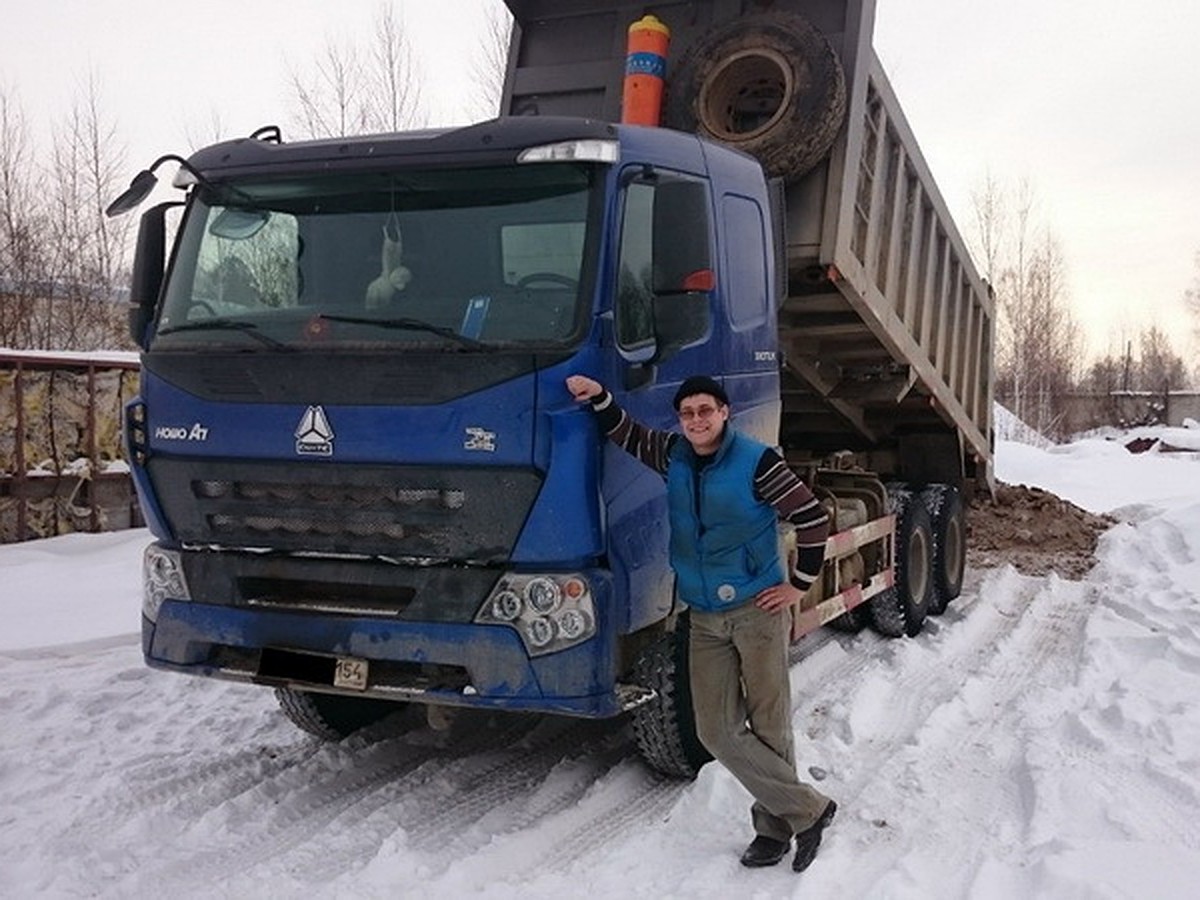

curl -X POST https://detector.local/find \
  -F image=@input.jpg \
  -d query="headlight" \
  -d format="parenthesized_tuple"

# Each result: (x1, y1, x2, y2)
(475, 573, 597, 656)
(491, 590, 523, 622)
(525, 577, 560, 615)
(143, 544, 190, 622)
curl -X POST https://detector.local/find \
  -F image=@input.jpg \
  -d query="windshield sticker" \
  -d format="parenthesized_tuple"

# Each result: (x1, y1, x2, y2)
(295, 406, 335, 456)
(464, 427, 496, 452)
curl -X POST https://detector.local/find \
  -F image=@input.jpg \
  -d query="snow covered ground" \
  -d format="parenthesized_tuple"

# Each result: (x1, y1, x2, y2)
(3, 428, 1200, 898)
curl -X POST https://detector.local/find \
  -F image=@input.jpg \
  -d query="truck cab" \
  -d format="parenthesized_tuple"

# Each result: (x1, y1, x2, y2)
(127, 117, 777, 743)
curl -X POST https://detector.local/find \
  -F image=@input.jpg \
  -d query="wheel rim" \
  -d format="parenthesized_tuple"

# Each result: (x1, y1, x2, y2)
(697, 48, 795, 142)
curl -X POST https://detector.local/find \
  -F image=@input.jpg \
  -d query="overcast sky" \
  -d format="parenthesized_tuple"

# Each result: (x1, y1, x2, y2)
(2, 0, 1197, 361)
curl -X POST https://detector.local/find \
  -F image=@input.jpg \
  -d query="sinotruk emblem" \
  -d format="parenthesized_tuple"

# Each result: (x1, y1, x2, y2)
(295, 406, 335, 456)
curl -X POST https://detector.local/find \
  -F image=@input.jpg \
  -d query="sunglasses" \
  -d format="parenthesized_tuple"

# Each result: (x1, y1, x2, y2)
(678, 404, 721, 422)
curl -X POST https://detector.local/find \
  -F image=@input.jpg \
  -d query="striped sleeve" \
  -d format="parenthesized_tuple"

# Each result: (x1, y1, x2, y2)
(589, 390, 677, 477)
(754, 448, 830, 591)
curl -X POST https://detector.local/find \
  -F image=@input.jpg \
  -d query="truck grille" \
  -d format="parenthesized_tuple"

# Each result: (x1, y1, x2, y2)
(148, 458, 542, 560)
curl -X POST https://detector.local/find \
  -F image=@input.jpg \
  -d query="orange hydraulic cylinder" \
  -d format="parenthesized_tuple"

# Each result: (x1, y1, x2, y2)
(621, 15, 671, 126)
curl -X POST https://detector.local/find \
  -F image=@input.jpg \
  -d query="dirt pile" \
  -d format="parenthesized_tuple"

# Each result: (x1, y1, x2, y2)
(967, 484, 1115, 580)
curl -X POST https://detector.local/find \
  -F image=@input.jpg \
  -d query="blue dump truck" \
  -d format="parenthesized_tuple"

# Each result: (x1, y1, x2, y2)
(107, 0, 992, 776)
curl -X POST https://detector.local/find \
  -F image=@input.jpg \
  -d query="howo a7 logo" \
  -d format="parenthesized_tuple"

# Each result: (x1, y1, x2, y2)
(295, 406, 334, 456)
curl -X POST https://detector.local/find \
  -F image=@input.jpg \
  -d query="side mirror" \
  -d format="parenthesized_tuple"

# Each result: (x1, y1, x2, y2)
(128, 202, 180, 347)
(105, 169, 159, 218)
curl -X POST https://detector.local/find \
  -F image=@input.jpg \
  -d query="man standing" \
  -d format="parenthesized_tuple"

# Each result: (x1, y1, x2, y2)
(565, 373, 835, 873)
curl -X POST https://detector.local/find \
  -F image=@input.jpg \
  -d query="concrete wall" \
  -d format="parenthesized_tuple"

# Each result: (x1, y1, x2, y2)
(1060, 391, 1200, 436)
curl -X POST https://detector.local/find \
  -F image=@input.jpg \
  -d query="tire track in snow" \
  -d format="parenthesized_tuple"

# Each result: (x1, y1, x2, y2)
(124, 713, 539, 891)
(800, 572, 1100, 898)
(13, 564, 1110, 897)
(795, 568, 1043, 761)
(116, 714, 633, 894)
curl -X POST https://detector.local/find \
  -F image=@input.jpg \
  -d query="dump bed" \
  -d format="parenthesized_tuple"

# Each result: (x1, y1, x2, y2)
(502, 0, 993, 488)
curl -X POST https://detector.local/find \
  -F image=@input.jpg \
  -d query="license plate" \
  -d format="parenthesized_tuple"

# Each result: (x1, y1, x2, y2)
(334, 657, 369, 691)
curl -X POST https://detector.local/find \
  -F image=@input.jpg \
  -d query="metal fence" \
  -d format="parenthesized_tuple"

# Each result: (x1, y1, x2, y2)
(1, 350, 141, 543)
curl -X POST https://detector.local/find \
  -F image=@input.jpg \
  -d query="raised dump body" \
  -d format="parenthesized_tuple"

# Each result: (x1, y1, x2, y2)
(503, 0, 993, 490)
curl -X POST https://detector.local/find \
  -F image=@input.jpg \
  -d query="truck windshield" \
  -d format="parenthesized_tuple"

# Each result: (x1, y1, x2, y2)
(154, 163, 599, 350)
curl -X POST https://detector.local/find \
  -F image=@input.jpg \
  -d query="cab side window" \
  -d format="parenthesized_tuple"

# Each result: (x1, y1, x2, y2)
(615, 181, 655, 350)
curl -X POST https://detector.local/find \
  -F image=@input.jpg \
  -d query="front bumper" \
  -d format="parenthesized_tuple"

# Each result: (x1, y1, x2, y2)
(142, 578, 629, 718)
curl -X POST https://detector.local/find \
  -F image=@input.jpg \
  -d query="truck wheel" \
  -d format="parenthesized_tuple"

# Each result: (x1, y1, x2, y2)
(666, 12, 847, 179)
(631, 615, 713, 779)
(275, 687, 401, 740)
(920, 484, 967, 614)
(869, 487, 934, 637)
(828, 606, 868, 632)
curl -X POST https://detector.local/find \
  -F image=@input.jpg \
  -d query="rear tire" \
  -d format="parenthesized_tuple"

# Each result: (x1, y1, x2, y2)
(631, 615, 713, 779)
(921, 484, 966, 614)
(828, 605, 869, 633)
(869, 487, 934, 637)
(275, 687, 402, 740)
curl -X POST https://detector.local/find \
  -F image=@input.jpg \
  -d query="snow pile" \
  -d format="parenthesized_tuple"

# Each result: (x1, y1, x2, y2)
(2, 437, 1200, 897)
(993, 403, 1054, 448)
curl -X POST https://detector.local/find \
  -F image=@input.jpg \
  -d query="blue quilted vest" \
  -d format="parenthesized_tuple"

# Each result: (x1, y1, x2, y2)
(666, 428, 784, 611)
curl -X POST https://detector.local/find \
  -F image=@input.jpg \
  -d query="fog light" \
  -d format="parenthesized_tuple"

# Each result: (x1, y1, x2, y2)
(143, 544, 190, 622)
(527, 616, 555, 648)
(557, 608, 589, 640)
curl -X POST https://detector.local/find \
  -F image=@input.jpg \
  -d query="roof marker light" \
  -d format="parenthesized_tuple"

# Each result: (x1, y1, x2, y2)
(517, 139, 619, 164)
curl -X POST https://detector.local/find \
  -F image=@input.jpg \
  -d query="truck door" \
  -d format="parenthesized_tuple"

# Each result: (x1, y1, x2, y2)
(610, 168, 719, 419)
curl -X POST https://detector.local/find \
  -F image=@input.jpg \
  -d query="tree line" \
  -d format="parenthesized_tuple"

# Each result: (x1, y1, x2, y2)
(0, 77, 133, 350)
(971, 175, 1197, 440)
(1, 2, 1195, 440)
(0, 3, 509, 353)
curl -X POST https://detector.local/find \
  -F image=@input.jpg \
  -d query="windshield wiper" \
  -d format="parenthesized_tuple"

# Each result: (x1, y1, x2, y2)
(313, 314, 491, 351)
(156, 319, 295, 351)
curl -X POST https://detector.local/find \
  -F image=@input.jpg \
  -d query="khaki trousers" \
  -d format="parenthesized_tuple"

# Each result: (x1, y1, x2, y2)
(689, 602, 830, 842)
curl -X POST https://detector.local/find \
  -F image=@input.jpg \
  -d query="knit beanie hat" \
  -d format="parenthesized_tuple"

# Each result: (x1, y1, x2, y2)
(673, 376, 729, 410)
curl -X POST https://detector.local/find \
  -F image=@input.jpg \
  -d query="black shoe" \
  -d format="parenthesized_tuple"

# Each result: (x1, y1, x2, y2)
(740, 835, 790, 868)
(792, 800, 837, 873)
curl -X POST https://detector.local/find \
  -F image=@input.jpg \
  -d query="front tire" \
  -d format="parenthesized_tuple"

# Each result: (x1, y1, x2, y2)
(631, 615, 713, 779)
(275, 687, 402, 740)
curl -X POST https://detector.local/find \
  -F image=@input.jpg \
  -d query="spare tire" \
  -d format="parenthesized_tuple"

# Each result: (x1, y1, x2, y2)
(666, 12, 847, 179)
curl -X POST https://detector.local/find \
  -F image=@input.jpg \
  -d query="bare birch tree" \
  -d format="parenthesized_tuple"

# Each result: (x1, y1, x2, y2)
(971, 175, 1082, 439)
(363, 4, 424, 132)
(289, 4, 425, 138)
(44, 75, 132, 349)
(289, 35, 367, 138)
(0, 84, 48, 347)
(1136, 324, 1189, 390)
(468, 0, 514, 121)
(1186, 251, 1200, 379)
